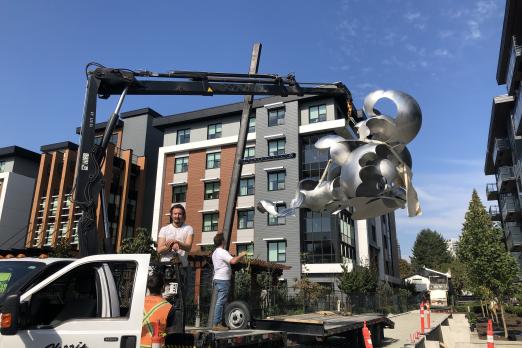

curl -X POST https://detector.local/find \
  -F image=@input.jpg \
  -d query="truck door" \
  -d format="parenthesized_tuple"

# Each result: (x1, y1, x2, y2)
(0, 254, 149, 348)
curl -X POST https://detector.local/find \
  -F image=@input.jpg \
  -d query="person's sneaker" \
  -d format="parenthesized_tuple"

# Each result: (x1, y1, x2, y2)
(212, 324, 229, 331)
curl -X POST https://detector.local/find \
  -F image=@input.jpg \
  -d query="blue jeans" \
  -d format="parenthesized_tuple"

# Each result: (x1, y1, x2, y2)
(213, 279, 230, 326)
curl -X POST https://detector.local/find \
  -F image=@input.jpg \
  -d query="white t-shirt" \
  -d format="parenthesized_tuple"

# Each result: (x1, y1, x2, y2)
(158, 223, 194, 266)
(212, 247, 233, 281)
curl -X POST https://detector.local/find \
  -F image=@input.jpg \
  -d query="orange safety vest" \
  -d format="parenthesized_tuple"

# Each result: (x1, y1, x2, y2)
(140, 295, 172, 348)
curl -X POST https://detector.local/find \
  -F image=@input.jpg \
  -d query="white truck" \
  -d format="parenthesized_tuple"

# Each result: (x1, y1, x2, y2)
(0, 254, 286, 348)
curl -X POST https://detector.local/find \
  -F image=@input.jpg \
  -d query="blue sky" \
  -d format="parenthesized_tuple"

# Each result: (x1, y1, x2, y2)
(0, 0, 507, 258)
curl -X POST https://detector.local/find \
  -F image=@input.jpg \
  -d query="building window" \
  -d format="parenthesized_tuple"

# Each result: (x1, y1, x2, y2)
(94, 133, 119, 146)
(237, 243, 254, 256)
(303, 209, 335, 264)
(268, 107, 285, 127)
(268, 139, 286, 156)
(268, 171, 285, 191)
(239, 177, 255, 196)
(172, 185, 187, 203)
(207, 123, 222, 139)
(238, 209, 254, 229)
(203, 213, 219, 232)
(339, 211, 356, 262)
(309, 104, 327, 123)
(267, 241, 286, 262)
(204, 182, 220, 200)
(176, 129, 190, 145)
(206, 152, 221, 169)
(174, 157, 189, 173)
(244, 147, 255, 160)
(248, 117, 256, 133)
(268, 204, 286, 225)
(0, 161, 5, 173)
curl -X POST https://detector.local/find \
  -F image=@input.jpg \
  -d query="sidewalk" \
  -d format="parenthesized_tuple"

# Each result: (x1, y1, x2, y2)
(382, 310, 449, 348)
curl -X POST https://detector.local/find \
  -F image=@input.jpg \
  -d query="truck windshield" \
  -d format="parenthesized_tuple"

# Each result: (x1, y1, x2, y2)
(0, 261, 44, 302)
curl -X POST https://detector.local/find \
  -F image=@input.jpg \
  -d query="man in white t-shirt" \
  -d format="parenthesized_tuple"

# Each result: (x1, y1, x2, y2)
(157, 204, 194, 266)
(211, 233, 247, 331)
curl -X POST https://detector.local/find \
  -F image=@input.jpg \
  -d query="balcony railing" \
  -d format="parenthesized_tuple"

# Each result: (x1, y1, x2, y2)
(493, 138, 511, 167)
(505, 222, 522, 252)
(501, 195, 521, 222)
(489, 205, 501, 221)
(507, 35, 522, 96)
(486, 183, 498, 201)
(515, 87, 522, 136)
(496, 166, 516, 193)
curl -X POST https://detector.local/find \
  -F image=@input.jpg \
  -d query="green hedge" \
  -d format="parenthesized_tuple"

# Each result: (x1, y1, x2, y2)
(504, 305, 522, 317)
(453, 304, 482, 313)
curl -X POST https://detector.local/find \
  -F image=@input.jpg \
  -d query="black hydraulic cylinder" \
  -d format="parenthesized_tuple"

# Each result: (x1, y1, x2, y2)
(76, 75, 101, 257)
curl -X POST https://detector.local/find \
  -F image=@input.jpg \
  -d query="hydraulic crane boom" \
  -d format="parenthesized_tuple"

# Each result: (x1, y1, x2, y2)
(74, 57, 356, 257)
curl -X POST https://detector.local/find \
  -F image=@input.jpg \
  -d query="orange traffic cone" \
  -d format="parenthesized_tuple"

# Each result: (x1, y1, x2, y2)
(426, 302, 431, 330)
(487, 319, 494, 348)
(420, 301, 425, 334)
(151, 320, 162, 348)
(362, 321, 373, 348)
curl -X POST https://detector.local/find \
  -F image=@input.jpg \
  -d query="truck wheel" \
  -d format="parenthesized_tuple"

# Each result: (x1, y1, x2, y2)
(224, 301, 251, 329)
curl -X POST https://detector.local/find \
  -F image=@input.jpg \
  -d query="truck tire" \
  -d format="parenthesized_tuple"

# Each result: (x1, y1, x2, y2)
(224, 300, 251, 329)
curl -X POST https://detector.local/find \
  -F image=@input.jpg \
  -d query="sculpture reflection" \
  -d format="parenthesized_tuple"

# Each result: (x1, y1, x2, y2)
(257, 90, 422, 220)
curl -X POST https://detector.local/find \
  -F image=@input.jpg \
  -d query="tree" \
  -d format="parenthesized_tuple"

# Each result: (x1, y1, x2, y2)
(448, 258, 468, 296)
(411, 228, 453, 272)
(49, 237, 75, 258)
(399, 258, 415, 279)
(457, 190, 519, 338)
(293, 277, 326, 313)
(337, 262, 378, 312)
(119, 227, 159, 261)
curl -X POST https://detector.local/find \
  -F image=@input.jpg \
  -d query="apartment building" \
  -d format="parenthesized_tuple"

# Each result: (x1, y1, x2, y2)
(0, 146, 40, 248)
(152, 94, 401, 290)
(484, 0, 522, 271)
(25, 108, 163, 250)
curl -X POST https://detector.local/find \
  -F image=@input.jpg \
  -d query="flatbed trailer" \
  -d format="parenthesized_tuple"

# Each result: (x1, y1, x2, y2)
(165, 328, 287, 348)
(252, 312, 394, 346)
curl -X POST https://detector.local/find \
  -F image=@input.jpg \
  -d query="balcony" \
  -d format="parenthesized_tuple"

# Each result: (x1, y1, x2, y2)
(505, 222, 522, 252)
(496, 166, 516, 193)
(486, 183, 498, 201)
(507, 36, 522, 96)
(489, 205, 501, 221)
(500, 195, 521, 222)
(493, 138, 511, 167)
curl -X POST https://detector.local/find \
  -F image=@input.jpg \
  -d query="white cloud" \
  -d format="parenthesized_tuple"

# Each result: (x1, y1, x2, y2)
(466, 20, 481, 40)
(434, 48, 452, 57)
(438, 30, 454, 39)
(404, 12, 421, 21)
(476, 0, 497, 16)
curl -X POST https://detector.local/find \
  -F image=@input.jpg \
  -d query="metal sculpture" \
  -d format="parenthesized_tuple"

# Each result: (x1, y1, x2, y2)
(257, 90, 422, 220)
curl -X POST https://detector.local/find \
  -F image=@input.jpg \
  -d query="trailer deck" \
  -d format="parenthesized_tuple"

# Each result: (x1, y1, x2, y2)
(165, 328, 287, 348)
(252, 311, 393, 343)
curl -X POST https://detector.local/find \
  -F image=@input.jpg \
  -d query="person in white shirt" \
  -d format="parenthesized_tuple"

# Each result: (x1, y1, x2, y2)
(157, 204, 194, 265)
(157, 204, 194, 301)
(211, 233, 247, 331)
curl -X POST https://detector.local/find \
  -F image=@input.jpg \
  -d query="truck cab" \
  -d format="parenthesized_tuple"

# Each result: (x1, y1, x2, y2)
(0, 254, 150, 348)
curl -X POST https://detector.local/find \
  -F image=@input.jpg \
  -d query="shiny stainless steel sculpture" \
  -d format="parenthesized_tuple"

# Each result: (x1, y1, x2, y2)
(257, 90, 422, 220)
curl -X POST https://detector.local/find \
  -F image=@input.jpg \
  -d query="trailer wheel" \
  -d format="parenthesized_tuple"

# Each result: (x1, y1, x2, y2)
(224, 301, 251, 329)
